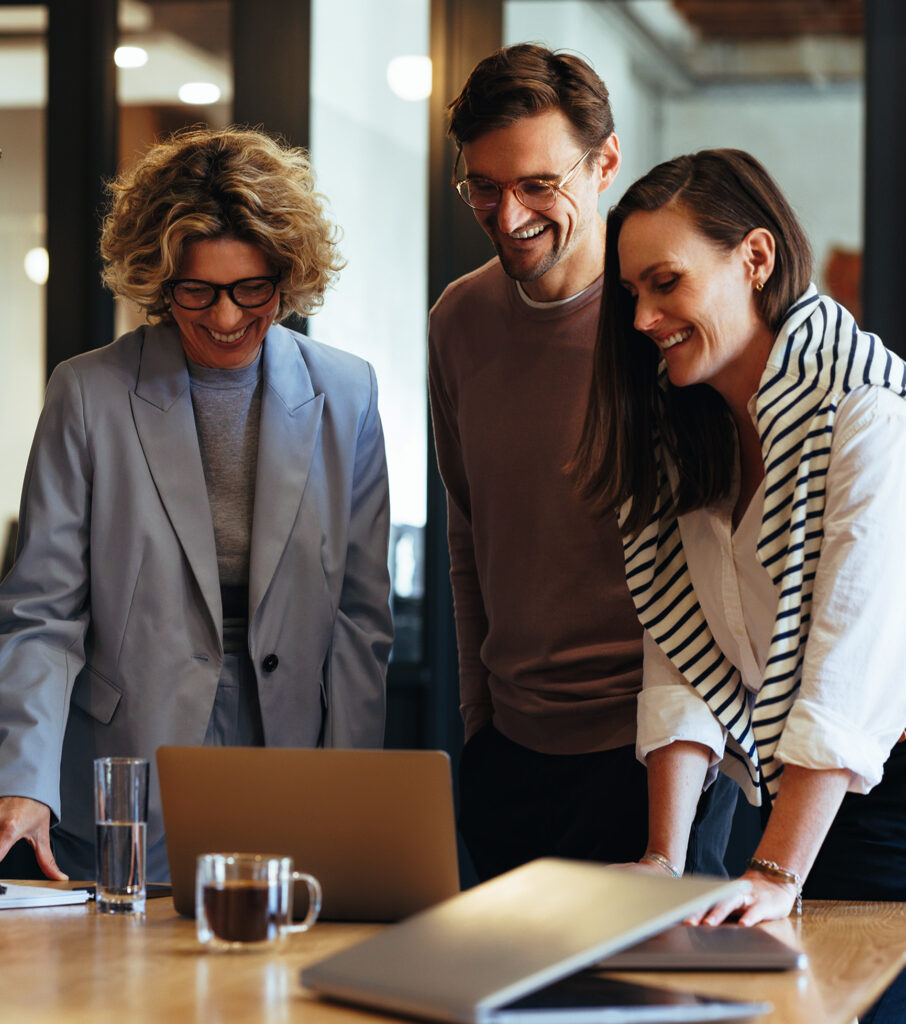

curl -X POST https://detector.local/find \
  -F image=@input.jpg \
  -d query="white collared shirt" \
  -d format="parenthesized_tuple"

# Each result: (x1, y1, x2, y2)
(638, 384, 906, 794)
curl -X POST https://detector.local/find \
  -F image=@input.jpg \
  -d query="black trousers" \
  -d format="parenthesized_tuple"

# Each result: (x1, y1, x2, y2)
(458, 722, 738, 882)
(801, 743, 906, 1024)
(805, 740, 906, 901)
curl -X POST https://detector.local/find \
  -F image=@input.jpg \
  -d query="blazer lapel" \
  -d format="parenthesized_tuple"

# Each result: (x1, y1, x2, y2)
(249, 326, 324, 622)
(129, 324, 221, 635)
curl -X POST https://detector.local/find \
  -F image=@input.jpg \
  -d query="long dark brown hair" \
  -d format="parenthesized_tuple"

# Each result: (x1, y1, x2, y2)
(572, 148, 812, 537)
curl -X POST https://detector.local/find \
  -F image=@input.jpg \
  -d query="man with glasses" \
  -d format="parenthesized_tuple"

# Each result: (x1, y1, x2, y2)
(429, 44, 737, 882)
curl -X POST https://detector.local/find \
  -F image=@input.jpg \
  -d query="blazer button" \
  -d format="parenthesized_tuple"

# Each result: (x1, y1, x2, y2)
(262, 654, 279, 672)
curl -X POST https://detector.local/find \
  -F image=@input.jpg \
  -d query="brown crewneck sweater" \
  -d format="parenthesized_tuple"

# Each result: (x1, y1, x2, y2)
(428, 258, 642, 755)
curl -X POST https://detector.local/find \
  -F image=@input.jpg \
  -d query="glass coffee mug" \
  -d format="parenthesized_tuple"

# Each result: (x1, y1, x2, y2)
(196, 853, 322, 951)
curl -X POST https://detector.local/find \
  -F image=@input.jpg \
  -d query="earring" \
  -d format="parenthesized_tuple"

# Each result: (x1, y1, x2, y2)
(754, 281, 764, 292)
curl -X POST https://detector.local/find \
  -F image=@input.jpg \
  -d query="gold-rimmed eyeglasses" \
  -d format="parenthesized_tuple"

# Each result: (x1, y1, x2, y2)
(454, 149, 592, 212)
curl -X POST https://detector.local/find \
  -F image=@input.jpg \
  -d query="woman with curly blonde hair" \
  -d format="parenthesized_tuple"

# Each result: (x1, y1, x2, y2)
(0, 127, 393, 883)
(101, 126, 343, 325)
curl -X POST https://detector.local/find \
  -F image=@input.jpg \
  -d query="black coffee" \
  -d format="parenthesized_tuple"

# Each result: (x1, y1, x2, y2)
(202, 881, 280, 943)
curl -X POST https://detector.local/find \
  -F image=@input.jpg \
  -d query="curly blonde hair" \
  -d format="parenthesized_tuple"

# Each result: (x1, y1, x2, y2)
(100, 126, 343, 322)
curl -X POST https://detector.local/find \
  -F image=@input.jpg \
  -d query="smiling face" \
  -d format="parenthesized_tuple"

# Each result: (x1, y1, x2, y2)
(617, 204, 775, 409)
(169, 236, 280, 370)
(461, 109, 620, 301)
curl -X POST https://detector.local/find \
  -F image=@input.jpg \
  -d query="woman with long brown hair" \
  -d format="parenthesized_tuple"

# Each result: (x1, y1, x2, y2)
(574, 148, 906, 925)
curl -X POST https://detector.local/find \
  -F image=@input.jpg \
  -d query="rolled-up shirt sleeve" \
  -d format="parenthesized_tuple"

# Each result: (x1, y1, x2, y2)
(777, 386, 906, 792)
(638, 629, 727, 782)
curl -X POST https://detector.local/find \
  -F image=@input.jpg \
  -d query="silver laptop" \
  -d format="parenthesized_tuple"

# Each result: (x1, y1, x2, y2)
(301, 858, 769, 1023)
(598, 923, 807, 972)
(157, 746, 460, 921)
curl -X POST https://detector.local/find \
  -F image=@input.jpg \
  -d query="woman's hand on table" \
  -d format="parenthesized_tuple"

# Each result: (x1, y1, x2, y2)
(0, 796, 68, 880)
(685, 870, 794, 927)
(607, 859, 678, 877)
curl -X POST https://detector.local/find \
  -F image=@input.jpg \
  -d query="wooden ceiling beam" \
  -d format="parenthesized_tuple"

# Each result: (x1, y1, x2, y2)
(671, 0, 863, 40)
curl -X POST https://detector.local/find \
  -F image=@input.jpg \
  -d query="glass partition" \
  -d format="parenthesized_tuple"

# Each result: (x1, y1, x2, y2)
(115, 0, 233, 338)
(311, 0, 430, 663)
(504, 0, 863, 301)
(0, 5, 47, 559)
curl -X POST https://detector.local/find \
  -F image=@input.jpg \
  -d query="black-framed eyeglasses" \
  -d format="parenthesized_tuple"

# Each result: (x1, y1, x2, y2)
(166, 275, 281, 310)
(454, 149, 592, 212)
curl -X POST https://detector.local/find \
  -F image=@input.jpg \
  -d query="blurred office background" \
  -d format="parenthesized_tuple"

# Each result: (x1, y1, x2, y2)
(0, 1, 902, 817)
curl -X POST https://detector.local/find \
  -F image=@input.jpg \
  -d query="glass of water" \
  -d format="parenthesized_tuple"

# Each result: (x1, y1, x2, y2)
(93, 757, 149, 914)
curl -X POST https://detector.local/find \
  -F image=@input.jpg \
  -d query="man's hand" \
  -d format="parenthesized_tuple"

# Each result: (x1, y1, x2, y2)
(0, 796, 68, 880)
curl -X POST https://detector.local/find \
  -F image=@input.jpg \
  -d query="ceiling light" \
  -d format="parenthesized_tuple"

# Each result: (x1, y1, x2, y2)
(386, 56, 432, 101)
(178, 82, 222, 105)
(24, 247, 48, 286)
(114, 46, 148, 69)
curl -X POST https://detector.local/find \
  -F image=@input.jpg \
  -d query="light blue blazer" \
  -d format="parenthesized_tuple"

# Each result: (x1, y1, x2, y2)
(0, 322, 393, 871)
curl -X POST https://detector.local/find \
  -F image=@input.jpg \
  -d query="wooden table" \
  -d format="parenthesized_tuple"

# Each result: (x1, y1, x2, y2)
(1, 888, 905, 1023)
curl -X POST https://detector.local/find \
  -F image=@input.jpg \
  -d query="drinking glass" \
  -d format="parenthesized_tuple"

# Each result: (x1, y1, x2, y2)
(93, 757, 149, 914)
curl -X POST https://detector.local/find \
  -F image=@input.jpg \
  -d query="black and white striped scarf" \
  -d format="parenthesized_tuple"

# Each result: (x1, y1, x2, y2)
(621, 286, 906, 804)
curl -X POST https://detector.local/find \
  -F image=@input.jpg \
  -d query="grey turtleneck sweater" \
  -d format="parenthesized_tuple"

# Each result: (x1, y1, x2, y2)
(187, 350, 262, 587)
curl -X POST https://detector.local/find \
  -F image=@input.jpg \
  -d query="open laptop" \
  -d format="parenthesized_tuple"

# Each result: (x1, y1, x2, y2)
(301, 858, 770, 1023)
(157, 746, 460, 921)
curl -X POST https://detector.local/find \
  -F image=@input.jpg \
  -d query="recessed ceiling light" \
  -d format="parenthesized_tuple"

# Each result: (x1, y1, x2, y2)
(386, 56, 432, 101)
(178, 82, 222, 105)
(114, 46, 148, 69)
(24, 247, 48, 286)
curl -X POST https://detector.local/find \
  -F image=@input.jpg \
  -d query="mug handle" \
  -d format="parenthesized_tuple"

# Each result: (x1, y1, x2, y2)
(286, 871, 322, 933)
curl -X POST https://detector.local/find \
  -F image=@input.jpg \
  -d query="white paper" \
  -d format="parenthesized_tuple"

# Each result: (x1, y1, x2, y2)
(0, 882, 92, 909)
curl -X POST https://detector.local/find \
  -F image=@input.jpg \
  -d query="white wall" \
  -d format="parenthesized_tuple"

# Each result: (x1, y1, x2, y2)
(0, 107, 45, 533)
(505, 0, 662, 208)
(505, 0, 863, 292)
(311, 0, 430, 529)
(660, 86, 863, 290)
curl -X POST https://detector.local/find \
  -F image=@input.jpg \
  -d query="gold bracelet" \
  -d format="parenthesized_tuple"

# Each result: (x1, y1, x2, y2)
(747, 858, 803, 915)
(641, 851, 682, 878)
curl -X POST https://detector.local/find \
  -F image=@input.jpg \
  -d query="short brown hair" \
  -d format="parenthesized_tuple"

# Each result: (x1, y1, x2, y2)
(447, 43, 614, 153)
(572, 149, 814, 537)
(100, 126, 343, 323)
